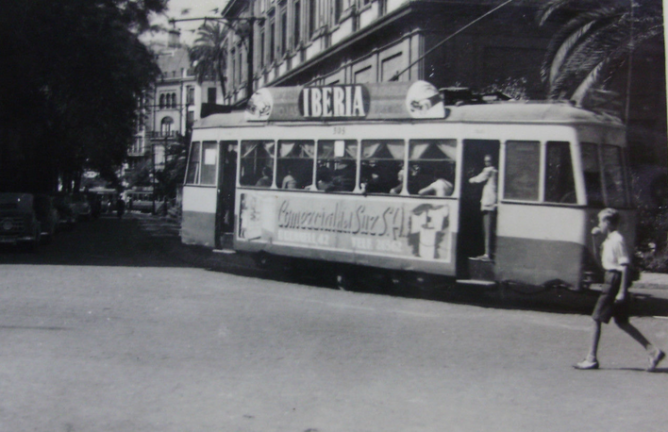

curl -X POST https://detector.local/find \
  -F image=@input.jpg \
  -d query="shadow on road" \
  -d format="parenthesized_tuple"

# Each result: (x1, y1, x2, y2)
(3, 212, 667, 318)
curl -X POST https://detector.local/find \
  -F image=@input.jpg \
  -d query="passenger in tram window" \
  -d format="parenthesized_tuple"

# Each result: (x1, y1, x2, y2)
(469, 154, 498, 261)
(255, 166, 272, 187)
(315, 165, 335, 192)
(418, 173, 454, 197)
(282, 168, 299, 189)
(389, 170, 404, 195)
(331, 162, 356, 192)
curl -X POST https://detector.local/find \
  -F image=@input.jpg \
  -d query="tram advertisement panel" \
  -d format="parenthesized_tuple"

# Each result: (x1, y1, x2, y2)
(238, 193, 452, 263)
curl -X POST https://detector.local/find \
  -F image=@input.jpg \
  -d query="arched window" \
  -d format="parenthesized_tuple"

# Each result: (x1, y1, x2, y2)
(161, 117, 174, 136)
(159, 94, 165, 108)
(171, 93, 177, 107)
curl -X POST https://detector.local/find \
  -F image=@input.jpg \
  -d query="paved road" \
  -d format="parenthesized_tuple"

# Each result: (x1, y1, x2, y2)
(0, 214, 667, 432)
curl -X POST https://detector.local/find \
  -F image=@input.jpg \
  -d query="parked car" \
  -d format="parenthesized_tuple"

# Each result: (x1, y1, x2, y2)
(54, 193, 76, 231)
(33, 194, 59, 244)
(0, 193, 41, 250)
(71, 193, 92, 221)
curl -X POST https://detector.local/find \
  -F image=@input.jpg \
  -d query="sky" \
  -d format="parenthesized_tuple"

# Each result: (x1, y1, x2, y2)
(145, 0, 229, 47)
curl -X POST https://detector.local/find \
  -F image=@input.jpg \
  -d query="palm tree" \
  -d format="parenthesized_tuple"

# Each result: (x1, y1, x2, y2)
(189, 21, 228, 98)
(537, 0, 663, 106)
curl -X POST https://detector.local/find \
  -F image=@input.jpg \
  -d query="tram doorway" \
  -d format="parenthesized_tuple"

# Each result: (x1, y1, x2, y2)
(457, 139, 500, 278)
(215, 141, 238, 249)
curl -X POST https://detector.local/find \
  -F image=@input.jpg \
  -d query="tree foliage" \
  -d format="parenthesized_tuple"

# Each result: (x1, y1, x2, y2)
(0, 0, 167, 193)
(537, 0, 663, 104)
(189, 21, 228, 98)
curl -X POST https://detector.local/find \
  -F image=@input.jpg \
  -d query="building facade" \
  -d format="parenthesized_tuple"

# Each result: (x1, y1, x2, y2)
(128, 30, 220, 187)
(221, 0, 555, 106)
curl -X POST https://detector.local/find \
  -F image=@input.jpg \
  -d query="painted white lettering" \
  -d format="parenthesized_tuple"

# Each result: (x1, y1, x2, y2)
(311, 88, 322, 117)
(322, 87, 332, 117)
(352, 85, 365, 116)
(345, 86, 352, 116)
(302, 88, 310, 117)
(333, 87, 345, 117)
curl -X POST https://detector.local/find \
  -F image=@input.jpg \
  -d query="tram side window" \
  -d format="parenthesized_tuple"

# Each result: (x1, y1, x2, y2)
(277, 140, 315, 189)
(240, 140, 275, 187)
(316, 140, 357, 192)
(407, 139, 457, 196)
(200, 141, 218, 185)
(581, 143, 604, 207)
(360, 140, 405, 194)
(185, 141, 201, 184)
(601, 145, 629, 207)
(504, 141, 540, 201)
(545, 141, 576, 204)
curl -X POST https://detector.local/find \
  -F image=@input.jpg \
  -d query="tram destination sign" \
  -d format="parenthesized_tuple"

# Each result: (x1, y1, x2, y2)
(245, 81, 447, 122)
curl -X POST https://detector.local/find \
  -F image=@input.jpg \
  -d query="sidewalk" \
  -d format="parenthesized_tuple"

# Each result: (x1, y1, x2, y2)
(634, 272, 668, 290)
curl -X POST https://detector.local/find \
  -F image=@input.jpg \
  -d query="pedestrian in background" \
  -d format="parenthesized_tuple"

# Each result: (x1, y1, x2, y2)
(574, 208, 665, 371)
(116, 196, 125, 219)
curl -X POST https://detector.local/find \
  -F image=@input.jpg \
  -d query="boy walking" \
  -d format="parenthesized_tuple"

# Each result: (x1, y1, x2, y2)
(575, 208, 665, 371)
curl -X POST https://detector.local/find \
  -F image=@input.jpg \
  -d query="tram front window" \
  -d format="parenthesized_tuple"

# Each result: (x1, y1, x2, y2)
(360, 140, 404, 194)
(545, 141, 576, 204)
(277, 140, 315, 189)
(240, 140, 275, 187)
(408, 139, 457, 196)
(316, 140, 357, 192)
(581, 143, 604, 207)
(185, 141, 201, 184)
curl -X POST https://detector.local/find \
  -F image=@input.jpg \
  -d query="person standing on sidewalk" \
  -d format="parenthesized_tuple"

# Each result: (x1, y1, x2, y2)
(574, 208, 665, 371)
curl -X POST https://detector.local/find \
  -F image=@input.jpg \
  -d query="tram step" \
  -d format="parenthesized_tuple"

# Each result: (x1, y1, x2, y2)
(457, 279, 498, 287)
(213, 249, 236, 254)
(467, 257, 496, 281)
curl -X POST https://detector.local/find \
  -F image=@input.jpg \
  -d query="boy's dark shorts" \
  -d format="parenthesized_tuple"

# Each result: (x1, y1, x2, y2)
(592, 270, 630, 324)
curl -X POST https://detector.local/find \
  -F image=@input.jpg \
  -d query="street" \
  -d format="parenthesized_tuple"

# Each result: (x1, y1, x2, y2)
(1, 214, 667, 432)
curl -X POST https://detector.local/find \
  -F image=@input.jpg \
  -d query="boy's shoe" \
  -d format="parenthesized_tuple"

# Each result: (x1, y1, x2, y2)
(647, 350, 665, 372)
(573, 359, 599, 370)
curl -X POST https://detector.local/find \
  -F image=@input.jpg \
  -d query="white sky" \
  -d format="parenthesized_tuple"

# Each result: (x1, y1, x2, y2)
(145, 0, 229, 47)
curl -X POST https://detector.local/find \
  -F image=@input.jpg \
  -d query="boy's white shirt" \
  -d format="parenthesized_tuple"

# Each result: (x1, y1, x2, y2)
(601, 230, 630, 299)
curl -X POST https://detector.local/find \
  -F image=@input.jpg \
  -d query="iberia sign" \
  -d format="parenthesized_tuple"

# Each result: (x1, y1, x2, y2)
(299, 85, 371, 119)
(245, 80, 447, 122)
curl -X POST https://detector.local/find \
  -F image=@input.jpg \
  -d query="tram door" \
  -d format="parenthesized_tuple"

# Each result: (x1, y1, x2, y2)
(215, 141, 238, 249)
(457, 139, 500, 279)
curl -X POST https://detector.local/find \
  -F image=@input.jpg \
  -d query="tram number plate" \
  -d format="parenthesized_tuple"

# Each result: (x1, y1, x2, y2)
(333, 126, 346, 135)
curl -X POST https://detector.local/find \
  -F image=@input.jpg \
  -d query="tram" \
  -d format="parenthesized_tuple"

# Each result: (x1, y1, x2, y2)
(181, 80, 634, 291)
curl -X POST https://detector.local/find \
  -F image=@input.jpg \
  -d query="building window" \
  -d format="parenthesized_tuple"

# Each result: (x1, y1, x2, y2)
(159, 94, 165, 109)
(259, 24, 265, 68)
(186, 86, 194, 105)
(308, 0, 317, 39)
(231, 48, 236, 85)
(280, 7, 287, 57)
(237, 46, 243, 83)
(161, 117, 174, 136)
(334, 0, 342, 23)
(293, 0, 301, 48)
(269, 17, 275, 64)
(207, 87, 216, 104)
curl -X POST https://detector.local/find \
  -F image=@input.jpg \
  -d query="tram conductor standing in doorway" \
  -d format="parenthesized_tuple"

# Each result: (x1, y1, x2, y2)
(469, 154, 497, 261)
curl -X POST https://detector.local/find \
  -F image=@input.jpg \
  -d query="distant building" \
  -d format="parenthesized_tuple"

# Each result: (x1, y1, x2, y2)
(128, 30, 220, 185)
(221, 0, 558, 106)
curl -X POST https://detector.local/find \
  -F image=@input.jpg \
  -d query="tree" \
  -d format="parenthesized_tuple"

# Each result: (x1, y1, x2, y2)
(189, 21, 228, 99)
(537, 0, 663, 105)
(0, 0, 167, 193)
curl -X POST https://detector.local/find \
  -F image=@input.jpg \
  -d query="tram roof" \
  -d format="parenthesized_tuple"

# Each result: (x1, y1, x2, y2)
(194, 81, 624, 129)
(194, 101, 623, 129)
